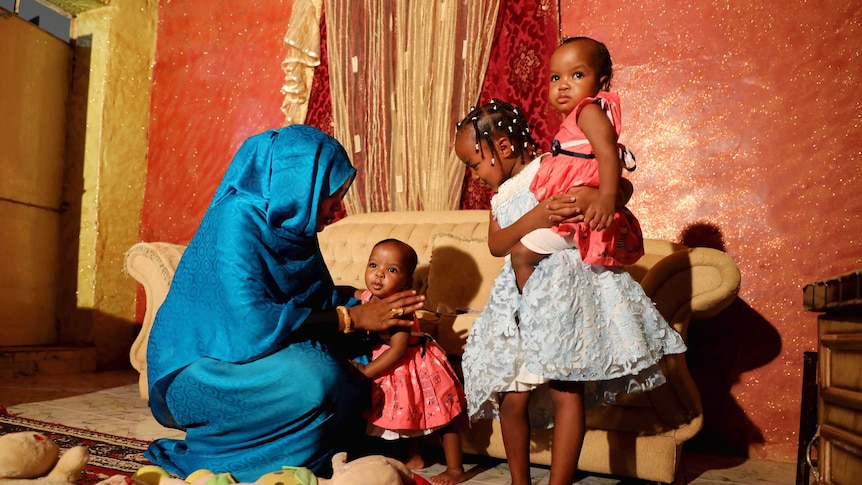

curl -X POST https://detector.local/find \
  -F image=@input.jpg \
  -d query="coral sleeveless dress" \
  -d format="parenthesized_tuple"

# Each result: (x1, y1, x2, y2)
(530, 91, 643, 266)
(361, 291, 465, 438)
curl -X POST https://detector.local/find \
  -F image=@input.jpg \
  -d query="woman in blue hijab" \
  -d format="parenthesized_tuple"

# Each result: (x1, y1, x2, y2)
(144, 125, 424, 480)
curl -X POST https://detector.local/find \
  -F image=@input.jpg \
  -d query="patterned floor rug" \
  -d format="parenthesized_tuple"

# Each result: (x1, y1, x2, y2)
(0, 407, 151, 484)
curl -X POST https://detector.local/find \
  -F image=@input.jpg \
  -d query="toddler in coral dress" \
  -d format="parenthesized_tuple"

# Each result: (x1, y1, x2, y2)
(509, 36, 644, 292)
(350, 238, 467, 485)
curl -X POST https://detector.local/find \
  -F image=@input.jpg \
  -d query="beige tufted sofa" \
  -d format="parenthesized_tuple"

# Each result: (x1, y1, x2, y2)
(125, 210, 741, 484)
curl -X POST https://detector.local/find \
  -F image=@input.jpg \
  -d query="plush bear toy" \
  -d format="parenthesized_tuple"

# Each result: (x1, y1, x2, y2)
(128, 452, 430, 485)
(0, 431, 90, 485)
(254, 453, 428, 485)
(318, 452, 427, 485)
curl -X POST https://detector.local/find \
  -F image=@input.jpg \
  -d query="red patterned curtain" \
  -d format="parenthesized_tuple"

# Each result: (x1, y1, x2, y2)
(459, 0, 562, 210)
(303, 9, 346, 220)
(305, 10, 333, 136)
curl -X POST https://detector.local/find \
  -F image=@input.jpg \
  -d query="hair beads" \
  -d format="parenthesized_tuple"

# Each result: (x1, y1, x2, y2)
(455, 99, 539, 166)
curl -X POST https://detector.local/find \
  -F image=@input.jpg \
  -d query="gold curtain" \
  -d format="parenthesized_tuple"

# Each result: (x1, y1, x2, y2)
(281, 0, 323, 125)
(325, 0, 499, 213)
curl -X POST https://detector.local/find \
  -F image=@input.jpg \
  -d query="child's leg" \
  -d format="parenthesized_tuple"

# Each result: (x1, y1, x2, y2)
(547, 380, 586, 485)
(404, 437, 427, 469)
(515, 228, 575, 293)
(429, 417, 468, 485)
(510, 241, 547, 293)
(498, 391, 533, 485)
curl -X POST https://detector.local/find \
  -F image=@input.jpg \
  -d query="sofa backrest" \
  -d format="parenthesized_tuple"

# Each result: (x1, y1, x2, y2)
(318, 210, 687, 314)
(319, 210, 491, 307)
(128, 210, 738, 405)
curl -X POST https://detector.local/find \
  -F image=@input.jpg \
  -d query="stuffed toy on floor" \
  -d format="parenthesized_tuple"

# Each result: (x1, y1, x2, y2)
(0, 431, 89, 485)
(300, 452, 428, 485)
(126, 452, 430, 485)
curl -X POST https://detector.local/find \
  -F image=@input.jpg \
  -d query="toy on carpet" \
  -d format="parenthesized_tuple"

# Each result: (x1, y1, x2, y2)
(94, 477, 149, 485)
(307, 452, 427, 485)
(0, 431, 90, 485)
(125, 452, 431, 485)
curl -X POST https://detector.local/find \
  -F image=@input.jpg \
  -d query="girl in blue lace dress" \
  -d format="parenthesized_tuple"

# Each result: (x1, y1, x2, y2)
(454, 99, 687, 485)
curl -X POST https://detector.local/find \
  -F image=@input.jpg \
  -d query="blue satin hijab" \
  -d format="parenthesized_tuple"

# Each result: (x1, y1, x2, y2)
(147, 124, 357, 421)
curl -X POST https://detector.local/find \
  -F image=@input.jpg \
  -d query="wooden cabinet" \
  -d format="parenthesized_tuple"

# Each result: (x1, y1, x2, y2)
(0, 7, 71, 346)
(804, 271, 862, 485)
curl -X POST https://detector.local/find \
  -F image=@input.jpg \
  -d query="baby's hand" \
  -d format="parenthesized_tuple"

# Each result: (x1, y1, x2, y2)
(349, 360, 368, 376)
(584, 193, 616, 231)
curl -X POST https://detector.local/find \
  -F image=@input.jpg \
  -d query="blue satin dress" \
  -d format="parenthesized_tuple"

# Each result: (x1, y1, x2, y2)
(145, 125, 364, 481)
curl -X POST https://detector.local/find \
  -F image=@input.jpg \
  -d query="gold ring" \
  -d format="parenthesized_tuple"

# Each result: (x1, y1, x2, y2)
(390, 307, 404, 317)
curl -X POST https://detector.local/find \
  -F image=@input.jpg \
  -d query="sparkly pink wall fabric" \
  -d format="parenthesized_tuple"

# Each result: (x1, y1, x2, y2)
(140, 0, 862, 462)
(561, 1, 862, 460)
(141, 1, 295, 244)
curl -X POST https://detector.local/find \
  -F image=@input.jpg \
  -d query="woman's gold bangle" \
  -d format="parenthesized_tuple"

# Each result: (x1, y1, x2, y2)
(336, 305, 353, 334)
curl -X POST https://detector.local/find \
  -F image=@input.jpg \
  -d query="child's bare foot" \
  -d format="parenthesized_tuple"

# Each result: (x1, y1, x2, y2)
(429, 466, 467, 485)
(404, 454, 428, 470)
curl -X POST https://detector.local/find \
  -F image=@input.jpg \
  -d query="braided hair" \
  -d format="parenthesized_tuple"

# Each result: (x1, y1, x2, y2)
(455, 99, 539, 166)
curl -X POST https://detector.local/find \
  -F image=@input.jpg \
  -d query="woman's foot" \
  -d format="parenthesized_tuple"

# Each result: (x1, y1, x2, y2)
(429, 466, 467, 485)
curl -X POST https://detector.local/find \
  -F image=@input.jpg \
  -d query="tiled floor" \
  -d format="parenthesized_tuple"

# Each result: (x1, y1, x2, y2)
(1, 370, 800, 485)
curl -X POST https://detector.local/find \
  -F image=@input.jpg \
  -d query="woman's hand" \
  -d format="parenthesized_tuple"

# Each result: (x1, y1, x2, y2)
(349, 290, 425, 333)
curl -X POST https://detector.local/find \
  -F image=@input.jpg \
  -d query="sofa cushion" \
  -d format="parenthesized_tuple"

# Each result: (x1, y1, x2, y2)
(424, 233, 505, 315)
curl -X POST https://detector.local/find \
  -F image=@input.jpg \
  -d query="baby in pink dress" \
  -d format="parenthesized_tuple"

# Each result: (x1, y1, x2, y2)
(350, 239, 467, 485)
(510, 36, 644, 291)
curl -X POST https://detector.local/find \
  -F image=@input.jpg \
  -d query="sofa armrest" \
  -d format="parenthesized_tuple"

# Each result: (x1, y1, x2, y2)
(640, 247, 741, 334)
(123, 242, 186, 399)
(588, 248, 741, 432)
(433, 246, 741, 358)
